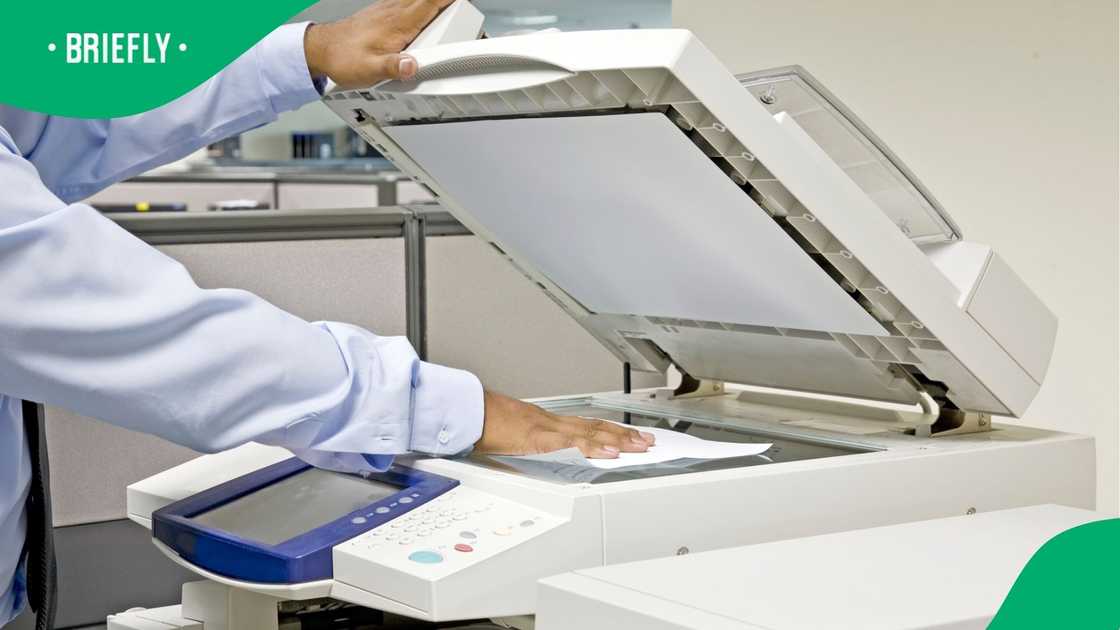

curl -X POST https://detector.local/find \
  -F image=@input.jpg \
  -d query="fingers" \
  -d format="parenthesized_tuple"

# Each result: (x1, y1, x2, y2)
(404, 0, 457, 22)
(399, 0, 459, 51)
(551, 416, 656, 455)
(371, 53, 418, 81)
(531, 430, 621, 459)
(565, 416, 655, 446)
(472, 390, 656, 460)
(602, 419, 657, 447)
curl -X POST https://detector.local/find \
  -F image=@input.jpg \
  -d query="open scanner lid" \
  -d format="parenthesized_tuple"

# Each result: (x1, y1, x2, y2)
(324, 28, 1055, 418)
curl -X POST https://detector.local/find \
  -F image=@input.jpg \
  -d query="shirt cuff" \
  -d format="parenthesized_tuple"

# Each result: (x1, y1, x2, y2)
(409, 361, 485, 456)
(256, 22, 324, 115)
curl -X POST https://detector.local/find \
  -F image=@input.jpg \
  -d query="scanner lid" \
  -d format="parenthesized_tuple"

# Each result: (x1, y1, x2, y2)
(324, 28, 1051, 418)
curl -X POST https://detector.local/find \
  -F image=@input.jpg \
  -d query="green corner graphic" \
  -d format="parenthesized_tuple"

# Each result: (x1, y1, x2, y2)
(2, 0, 317, 117)
(990, 518, 1120, 629)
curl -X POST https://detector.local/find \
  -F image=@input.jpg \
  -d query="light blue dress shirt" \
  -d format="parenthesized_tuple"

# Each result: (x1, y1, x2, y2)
(0, 23, 484, 624)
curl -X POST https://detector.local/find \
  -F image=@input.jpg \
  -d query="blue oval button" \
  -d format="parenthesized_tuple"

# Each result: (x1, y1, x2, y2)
(408, 550, 443, 564)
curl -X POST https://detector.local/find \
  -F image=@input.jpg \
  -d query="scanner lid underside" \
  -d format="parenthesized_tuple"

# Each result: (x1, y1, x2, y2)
(324, 35, 1017, 414)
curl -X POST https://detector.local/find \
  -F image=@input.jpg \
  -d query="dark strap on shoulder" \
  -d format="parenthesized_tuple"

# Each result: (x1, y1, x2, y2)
(21, 399, 56, 630)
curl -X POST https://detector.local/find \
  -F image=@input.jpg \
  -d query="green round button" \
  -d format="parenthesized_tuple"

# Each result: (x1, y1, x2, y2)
(408, 550, 444, 564)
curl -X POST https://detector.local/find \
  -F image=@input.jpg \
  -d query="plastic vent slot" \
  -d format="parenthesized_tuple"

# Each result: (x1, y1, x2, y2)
(412, 55, 558, 82)
(327, 68, 686, 124)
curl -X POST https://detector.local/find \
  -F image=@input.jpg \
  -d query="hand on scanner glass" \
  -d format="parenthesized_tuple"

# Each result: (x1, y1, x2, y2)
(304, 0, 454, 88)
(474, 391, 656, 459)
(299, 1, 656, 461)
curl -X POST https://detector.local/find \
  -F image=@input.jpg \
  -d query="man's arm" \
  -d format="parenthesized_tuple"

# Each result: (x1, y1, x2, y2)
(0, 135, 484, 465)
(0, 140, 655, 466)
(0, 0, 655, 466)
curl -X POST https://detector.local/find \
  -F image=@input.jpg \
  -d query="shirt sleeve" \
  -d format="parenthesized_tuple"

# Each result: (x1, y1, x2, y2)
(17, 23, 325, 203)
(0, 138, 484, 470)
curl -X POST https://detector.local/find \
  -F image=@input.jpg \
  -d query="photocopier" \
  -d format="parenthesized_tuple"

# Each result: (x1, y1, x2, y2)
(109, 3, 1094, 629)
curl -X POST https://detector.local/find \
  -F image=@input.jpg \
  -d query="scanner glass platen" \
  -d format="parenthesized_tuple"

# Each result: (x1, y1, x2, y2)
(466, 402, 872, 485)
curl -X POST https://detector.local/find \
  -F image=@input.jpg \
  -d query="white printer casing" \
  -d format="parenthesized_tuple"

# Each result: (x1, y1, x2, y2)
(120, 13, 1089, 628)
(324, 27, 1056, 425)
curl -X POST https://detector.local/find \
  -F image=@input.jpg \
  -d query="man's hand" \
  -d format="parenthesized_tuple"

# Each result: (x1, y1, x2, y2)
(304, 0, 456, 88)
(474, 391, 656, 459)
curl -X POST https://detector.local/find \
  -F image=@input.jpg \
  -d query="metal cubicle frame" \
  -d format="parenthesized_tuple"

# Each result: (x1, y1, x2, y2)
(108, 203, 468, 361)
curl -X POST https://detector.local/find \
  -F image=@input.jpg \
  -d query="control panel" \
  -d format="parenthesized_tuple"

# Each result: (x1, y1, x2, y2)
(332, 485, 563, 612)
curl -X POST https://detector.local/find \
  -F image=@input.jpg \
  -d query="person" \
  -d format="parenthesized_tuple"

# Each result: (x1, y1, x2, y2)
(0, 0, 655, 623)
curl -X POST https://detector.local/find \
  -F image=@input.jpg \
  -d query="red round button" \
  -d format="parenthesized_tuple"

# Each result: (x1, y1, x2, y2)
(454, 543, 474, 553)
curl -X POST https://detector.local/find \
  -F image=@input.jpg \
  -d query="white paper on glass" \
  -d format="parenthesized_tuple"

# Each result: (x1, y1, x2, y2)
(496, 422, 772, 470)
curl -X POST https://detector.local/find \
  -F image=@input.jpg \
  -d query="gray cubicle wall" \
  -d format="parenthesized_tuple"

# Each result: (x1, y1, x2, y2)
(427, 235, 660, 397)
(47, 238, 408, 527)
(27, 219, 661, 629)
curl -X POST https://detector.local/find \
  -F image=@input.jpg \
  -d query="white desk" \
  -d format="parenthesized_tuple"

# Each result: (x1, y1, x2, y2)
(537, 505, 1103, 630)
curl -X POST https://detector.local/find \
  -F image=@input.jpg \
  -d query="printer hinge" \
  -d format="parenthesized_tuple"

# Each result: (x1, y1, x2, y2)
(655, 370, 726, 401)
(920, 405, 992, 438)
(893, 370, 993, 437)
(910, 384, 992, 438)
(725, 380, 992, 438)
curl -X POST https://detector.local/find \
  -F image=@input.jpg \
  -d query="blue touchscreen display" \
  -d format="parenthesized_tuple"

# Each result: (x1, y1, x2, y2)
(191, 468, 399, 545)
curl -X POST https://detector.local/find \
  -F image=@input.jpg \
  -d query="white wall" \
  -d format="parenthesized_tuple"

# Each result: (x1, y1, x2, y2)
(674, 0, 1119, 513)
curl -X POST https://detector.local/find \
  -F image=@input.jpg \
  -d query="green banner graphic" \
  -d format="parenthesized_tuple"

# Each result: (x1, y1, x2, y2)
(990, 517, 1120, 629)
(1, 0, 318, 117)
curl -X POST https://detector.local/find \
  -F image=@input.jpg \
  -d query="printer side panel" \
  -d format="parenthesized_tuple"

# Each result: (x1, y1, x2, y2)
(964, 252, 1058, 384)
